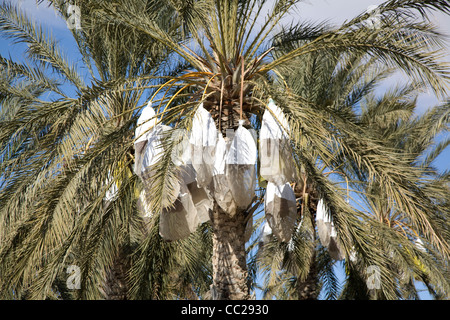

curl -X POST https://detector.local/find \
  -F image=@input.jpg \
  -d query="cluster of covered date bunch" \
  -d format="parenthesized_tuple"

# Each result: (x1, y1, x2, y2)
(133, 98, 343, 259)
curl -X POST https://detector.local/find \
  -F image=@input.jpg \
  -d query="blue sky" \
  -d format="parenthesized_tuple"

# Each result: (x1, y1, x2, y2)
(1, 0, 449, 300)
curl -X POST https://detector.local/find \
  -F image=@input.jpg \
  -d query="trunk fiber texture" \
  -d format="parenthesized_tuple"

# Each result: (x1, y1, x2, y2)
(210, 205, 250, 300)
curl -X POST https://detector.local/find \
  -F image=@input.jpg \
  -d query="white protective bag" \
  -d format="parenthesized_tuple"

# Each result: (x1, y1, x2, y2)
(189, 103, 217, 188)
(328, 225, 344, 261)
(259, 99, 296, 184)
(173, 128, 212, 224)
(259, 221, 273, 245)
(141, 124, 180, 208)
(264, 181, 297, 242)
(225, 120, 257, 210)
(159, 184, 200, 241)
(134, 101, 158, 177)
(137, 189, 152, 218)
(186, 181, 212, 224)
(316, 198, 332, 247)
(159, 128, 213, 242)
(316, 198, 343, 260)
(211, 132, 238, 216)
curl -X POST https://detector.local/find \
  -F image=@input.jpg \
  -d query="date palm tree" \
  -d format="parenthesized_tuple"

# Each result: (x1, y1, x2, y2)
(0, 0, 212, 299)
(257, 67, 450, 299)
(342, 86, 450, 299)
(95, 0, 450, 300)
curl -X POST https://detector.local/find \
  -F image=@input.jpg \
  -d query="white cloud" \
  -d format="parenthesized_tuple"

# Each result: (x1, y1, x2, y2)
(294, 0, 450, 108)
(296, 0, 386, 23)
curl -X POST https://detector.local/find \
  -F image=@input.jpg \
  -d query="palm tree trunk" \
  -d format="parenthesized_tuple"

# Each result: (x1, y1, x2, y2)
(296, 252, 319, 300)
(209, 204, 249, 300)
(103, 247, 130, 300)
